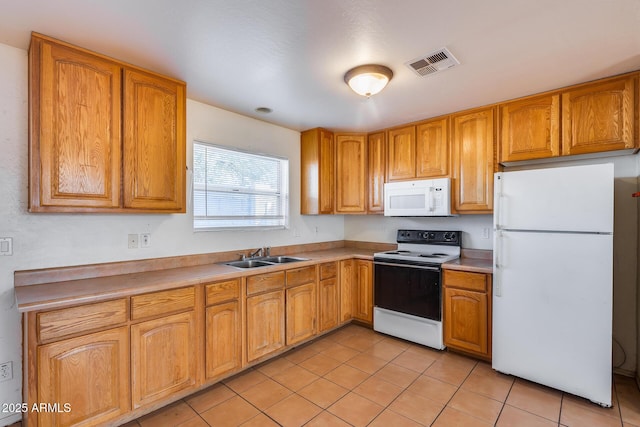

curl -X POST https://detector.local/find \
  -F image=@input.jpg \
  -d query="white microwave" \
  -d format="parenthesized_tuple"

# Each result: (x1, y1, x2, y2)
(384, 178, 453, 217)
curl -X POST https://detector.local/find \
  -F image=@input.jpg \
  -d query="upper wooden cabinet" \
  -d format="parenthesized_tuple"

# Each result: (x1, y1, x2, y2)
(387, 126, 416, 181)
(123, 69, 185, 211)
(562, 75, 637, 155)
(499, 94, 560, 162)
(301, 128, 335, 214)
(28, 33, 186, 213)
(335, 133, 367, 214)
(452, 107, 495, 213)
(416, 117, 450, 178)
(367, 132, 386, 214)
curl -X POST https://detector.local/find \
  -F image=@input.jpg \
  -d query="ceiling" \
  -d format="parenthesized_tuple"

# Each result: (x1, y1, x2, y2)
(1, 0, 639, 132)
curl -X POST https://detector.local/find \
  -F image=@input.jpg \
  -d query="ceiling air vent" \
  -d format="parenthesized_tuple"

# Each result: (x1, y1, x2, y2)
(406, 47, 460, 77)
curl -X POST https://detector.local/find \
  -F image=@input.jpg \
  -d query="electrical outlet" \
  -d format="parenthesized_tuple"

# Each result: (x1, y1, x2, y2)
(128, 234, 139, 249)
(0, 237, 12, 256)
(0, 361, 13, 382)
(140, 233, 151, 248)
(482, 228, 490, 239)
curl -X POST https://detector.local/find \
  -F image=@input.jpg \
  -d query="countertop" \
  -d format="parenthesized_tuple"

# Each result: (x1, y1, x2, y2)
(15, 246, 494, 313)
(14, 248, 375, 312)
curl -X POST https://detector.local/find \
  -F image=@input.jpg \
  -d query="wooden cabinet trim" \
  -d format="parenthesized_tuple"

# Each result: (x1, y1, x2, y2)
(246, 271, 285, 296)
(443, 270, 487, 292)
(37, 298, 127, 343)
(205, 279, 240, 306)
(131, 287, 195, 321)
(285, 265, 316, 287)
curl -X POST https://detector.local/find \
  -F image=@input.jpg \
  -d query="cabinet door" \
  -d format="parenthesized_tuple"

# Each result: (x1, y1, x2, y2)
(500, 94, 560, 162)
(300, 128, 334, 214)
(123, 69, 186, 211)
(335, 134, 367, 213)
(387, 126, 416, 181)
(443, 288, 488, 355)
(286, 283, 317, 345)
(206, 301, 241, 380)
(131, 311, 196, 408)
(37, 327, 129, 426)
(452, 108, 495, 213)
(339, 260, 355, 322)
(416, 118, 449, 178)
(30, 36, 122, 210)
(562, 76, 636, 155)
(367, 132, 386, 213)
(318, 277, 339, 332)
(353, 260, 373, 324)
(246, 290, 285, 362)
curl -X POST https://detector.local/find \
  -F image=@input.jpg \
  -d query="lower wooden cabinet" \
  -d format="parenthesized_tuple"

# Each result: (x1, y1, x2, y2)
(37, 327, 130, 426)
(246, 290, 285, 362)
(443, 269, 492, 360)
(286, 282, 317, 345)
(26, 256, 376, 426)
(340, 259, 374, 325)
(353, 260, 374, 324)
(339, 259, 355, 322)
(318, 262, 339, 332)
(206, 301, 241, 379)
(131, 311, 197, 408)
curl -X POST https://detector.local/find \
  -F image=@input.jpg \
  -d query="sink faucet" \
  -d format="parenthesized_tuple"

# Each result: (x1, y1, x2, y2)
(248, 247, 263, 258)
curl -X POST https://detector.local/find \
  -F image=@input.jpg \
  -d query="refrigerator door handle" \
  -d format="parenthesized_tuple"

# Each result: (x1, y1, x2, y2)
(494, 174, 503, 229)
(494, 230, 503, 297)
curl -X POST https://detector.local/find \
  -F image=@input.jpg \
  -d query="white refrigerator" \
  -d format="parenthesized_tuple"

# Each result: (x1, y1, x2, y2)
(493, 163, 614, 407)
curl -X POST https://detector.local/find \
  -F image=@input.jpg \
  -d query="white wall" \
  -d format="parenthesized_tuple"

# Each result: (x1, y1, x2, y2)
(0, 42, 344, 425)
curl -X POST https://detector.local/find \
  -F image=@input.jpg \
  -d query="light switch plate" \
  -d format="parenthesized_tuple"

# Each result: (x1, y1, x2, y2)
(128, 234, 138, 249)
(0, 238, 13, 256)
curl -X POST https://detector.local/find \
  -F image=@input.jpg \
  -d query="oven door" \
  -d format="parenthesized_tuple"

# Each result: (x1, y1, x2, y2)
(374, 260, 441, 321)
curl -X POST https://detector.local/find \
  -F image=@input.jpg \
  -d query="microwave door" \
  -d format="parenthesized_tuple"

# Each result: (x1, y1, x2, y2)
(385, 187, 429, 216)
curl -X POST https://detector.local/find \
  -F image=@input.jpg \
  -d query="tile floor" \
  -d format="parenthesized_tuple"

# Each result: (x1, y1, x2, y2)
(72, 325, 640, 426)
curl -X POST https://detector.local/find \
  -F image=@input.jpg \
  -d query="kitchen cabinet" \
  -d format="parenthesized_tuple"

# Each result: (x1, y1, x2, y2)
(318, 262, 340, 332)
(205, 279, 241, 380)
(451, 107, 495, 213)
(335, 133, 367, 213)
(28, 33, 186, 213)
(122, 68, 186, 211)
(285, 266, 317, 345)
(37, 327, 130, 426)
(339, 259, 355, 322)
(499, 94, 560, 162)
(130, 287, 197, 408)
(31, 299, 129, 427)
(416, 117, 450, 178)
(246, 271, 286, 362)
(353, 260, 374, 325)
(387, 126, 416, 181)
(562, 75, 637, 155)
(301, 128, 335, 214)
(443, 269, 492, 360)
(367, 132, 386, 213)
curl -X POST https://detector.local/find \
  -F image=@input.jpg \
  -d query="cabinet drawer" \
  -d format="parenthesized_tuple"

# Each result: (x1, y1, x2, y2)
(286, 265, 316, 287)
(131, 287, 195, 320)
(247, 271, 285, 296)
(37, 299, 127, 342)
(443, 270, 487, 292)
(319, 262, 337, 280)
(206, 279, 240, 306)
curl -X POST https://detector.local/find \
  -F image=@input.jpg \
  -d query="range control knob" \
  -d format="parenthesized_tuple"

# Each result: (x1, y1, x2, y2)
(443, 232, 453, 241)
(428, 232, 436, 240)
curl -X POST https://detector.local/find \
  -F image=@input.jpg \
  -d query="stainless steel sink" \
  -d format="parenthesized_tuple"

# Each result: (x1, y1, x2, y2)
(259, 256, 309, 264)
(224, 256, 309, 269)
(225, 260, 274, 269)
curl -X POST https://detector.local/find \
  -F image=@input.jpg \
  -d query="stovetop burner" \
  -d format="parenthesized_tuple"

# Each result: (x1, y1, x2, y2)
(373, 229, 461, 265)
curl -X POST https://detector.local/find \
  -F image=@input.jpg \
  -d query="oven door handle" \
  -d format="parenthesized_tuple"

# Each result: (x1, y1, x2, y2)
(374, 261, 440, 272)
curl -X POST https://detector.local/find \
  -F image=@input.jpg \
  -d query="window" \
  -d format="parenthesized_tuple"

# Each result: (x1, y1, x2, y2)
(193, 141, 289, 230)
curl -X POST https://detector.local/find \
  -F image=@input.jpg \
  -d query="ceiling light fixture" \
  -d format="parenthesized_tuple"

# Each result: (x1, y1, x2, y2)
(344, 64, 393, 97)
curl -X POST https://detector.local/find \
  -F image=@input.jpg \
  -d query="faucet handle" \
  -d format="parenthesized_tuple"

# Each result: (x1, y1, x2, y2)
(238, 253, 247, 261)
(265, 246, 271, 256)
